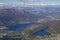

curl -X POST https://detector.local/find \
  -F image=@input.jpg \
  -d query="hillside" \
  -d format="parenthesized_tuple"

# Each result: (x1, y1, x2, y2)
(44, 20, 60, 34)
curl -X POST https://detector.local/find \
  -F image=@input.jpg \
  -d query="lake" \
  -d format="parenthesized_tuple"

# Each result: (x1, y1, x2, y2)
(5, 23, 34, 32)
(33, 27, 50, 36)
(5, 23, 50, 36)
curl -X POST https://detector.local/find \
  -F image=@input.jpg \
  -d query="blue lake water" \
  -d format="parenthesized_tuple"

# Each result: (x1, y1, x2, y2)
(33, 31, 50, 36)
(5, 23, 50, 36)
(33, 27, 50, 36)
(5, 23, 34, 32)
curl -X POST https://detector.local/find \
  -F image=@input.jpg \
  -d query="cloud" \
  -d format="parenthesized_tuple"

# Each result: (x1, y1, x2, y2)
(0, 3, 10, 6)
(0, 3, 5, 6)
(19, 0, 60, 6)
(19, 0, 36, 3)
(0, 0, 60, 6)
(20, 0, 34, 2)
(0, 3, 5, 4)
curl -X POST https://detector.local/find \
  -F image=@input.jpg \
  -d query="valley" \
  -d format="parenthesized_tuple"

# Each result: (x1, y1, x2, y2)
(0, 5, 60, 40)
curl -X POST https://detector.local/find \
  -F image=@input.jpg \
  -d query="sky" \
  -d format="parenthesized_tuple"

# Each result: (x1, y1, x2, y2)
(0, 0, 60, 5)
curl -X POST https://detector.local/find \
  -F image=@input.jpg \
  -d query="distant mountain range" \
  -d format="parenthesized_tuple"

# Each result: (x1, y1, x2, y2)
(20, 6, 60, 23)
(0, 5, 60, 26)
(0, 7, 40, 26)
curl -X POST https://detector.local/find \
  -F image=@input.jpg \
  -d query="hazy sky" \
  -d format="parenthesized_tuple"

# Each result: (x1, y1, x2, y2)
(0, 0, 60, 5)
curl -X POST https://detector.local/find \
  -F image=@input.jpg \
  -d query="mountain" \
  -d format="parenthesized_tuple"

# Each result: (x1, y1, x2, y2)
(0, 7, 40, 26)
(0, 5, 60, 26)
(21, 6, 60, 23)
